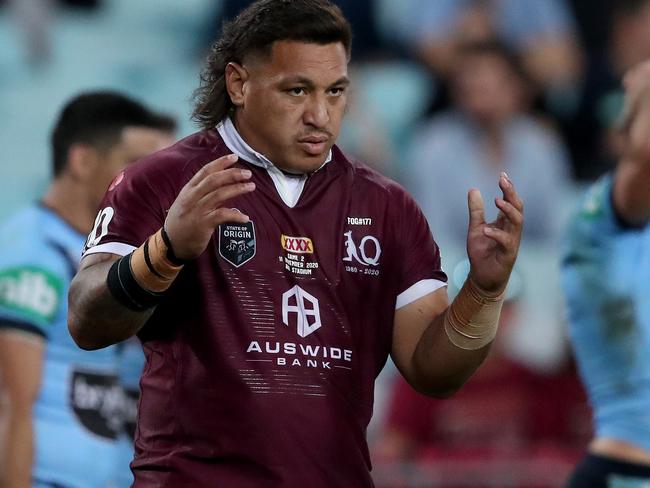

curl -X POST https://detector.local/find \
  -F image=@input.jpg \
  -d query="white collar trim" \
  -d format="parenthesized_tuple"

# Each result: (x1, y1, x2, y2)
(216, 118, 332, 207)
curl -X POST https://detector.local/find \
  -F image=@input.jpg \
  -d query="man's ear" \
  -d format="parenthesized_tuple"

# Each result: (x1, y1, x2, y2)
(66, 143, 99, 182)
(225, 62, 249, 107)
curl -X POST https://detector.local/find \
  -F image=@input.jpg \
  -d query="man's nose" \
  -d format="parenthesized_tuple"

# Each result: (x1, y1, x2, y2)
(303, 93, 329, 128)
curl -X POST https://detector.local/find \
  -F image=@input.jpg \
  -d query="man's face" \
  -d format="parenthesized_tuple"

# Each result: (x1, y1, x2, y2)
(89, 127, 174, 208)
(232, 41, 349, 174)
(453, 53, 524, 125)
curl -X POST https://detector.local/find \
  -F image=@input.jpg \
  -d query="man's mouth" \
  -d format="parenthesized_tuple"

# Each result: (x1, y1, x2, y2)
(298, 136, 329, 155)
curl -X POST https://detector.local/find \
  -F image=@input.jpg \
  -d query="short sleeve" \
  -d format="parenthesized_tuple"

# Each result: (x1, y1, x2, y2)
(566, 174, 625, 244)
(390, 186, 447, 309)
(82, 164, 167, 258)
(0, 252, 66, 340)
(560, 173, 638, 279)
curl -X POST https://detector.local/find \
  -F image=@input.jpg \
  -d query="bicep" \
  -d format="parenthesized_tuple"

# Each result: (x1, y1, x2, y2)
(0, 330, 44, 408)
(68, 253, 121, 337)
(71, 252, 121, 294)
(391, 287, 449, 379)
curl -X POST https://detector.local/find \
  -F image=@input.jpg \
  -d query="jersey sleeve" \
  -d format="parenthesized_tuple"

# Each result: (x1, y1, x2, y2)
(82, 163, 169, 258)
(562, 173, 629, 255)
(0, 246, 66, 340)
(390, 186, 448, 309)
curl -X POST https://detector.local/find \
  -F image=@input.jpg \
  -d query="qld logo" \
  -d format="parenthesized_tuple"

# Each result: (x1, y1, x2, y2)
(343, 231, 381, 266)
(218, 221, 256, 267)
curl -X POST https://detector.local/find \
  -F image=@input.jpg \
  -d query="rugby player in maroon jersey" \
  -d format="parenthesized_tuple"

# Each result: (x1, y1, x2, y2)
(68, 1, 524, 486)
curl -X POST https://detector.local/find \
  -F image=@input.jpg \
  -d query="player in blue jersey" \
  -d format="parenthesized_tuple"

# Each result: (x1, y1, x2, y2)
(562, 60, 650, 487)
(0, 92, 174, 488)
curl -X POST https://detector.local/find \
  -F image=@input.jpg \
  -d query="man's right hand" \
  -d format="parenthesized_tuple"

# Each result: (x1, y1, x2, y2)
(164, 154, 255, 261)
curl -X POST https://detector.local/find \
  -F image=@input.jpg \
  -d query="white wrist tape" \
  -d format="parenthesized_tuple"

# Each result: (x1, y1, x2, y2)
(444, 278, 504, 350)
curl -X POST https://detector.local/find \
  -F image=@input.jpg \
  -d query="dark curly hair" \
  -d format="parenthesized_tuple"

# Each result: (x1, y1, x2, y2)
(192, 0, 352, 130)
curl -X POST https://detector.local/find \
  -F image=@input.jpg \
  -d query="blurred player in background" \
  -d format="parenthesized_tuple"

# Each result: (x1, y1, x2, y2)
(68, 1, 524, 486)
(562, 60, 650, 487)
(0, 91, 174, 488)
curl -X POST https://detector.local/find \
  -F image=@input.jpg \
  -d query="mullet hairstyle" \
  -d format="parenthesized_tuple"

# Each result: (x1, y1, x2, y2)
(192, 0, 352, 130)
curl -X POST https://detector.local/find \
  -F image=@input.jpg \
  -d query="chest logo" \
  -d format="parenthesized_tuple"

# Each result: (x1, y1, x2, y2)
(281, 235, 314, 254)
(343, 231, 381, 267)
(218, 221, 256, 267)
(282, 285, 322, 338)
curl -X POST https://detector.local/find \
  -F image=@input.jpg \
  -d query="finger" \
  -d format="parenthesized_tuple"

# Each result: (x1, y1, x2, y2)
(495, 197, 524, 229)
(499, 173, 524, 212)
(207, 207, 251, 226)
(193, 167, 252, 198)
(189, 154, 240, 187)
(483, 226, 515, 251)
(467, 189, 485, 230)
(200, 181, 256, 209)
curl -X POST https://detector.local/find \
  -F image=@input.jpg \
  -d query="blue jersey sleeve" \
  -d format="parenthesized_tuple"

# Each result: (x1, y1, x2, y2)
(0, 236, 67, 339)
(561, 173, 643, 337)
(562, 174, 625, 254)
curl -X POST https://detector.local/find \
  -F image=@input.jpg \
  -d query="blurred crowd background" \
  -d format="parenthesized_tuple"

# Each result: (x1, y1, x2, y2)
(0, 0, 645, 486)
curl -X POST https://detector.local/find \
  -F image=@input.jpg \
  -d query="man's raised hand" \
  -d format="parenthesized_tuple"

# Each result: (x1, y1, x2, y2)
(465, 173, 524, 295)
(165, 154, 255, 261)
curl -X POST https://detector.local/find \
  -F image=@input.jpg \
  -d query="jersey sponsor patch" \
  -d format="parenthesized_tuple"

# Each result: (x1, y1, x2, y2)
(281, 235, 314, 254)
(279, 234, 320, 276)
(218, 221, 256, 267)
(0, 266, 63, 324)
(282, 285, 321, 338)
(69, 369, 122, 440)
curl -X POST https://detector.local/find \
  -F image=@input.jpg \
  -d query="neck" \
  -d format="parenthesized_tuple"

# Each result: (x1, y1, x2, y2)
(479, 120, 506, 167)
(232, 114, 271, 163)
(41, 176, 95, 235)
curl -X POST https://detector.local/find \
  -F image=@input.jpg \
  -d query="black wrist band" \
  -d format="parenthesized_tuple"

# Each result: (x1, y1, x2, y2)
(106, 254, 165, 312)
(160, 227, 189, 266)
(143, 238, 165, 279)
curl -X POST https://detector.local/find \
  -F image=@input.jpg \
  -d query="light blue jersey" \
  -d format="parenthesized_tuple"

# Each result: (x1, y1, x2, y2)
(0, 205, 121, 488)
(561, 175, 650, 450)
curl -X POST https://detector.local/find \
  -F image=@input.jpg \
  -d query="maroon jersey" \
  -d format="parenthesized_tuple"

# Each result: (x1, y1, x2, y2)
(84, 128, 446, 487)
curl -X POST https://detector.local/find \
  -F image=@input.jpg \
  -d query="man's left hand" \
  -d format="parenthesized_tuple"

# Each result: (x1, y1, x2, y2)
(465, 172, 524, 295)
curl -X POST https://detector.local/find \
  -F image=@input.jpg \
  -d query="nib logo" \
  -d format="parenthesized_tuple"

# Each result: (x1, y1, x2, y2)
(0, 267, 62, 322)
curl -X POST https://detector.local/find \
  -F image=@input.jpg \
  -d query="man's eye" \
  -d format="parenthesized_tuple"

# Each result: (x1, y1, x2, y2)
(329, 87, 345, 96)
(287, 87, 306, 96)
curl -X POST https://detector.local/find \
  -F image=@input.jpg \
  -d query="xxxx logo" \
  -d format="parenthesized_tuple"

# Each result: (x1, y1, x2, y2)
(281, 235, 314, 254)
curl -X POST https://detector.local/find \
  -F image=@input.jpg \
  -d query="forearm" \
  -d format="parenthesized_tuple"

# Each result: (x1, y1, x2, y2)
(410, 278, 502, 397)
(2, 408, 33, 488)
(411, 311, 490, 398)
(68, 262, 153, 350)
